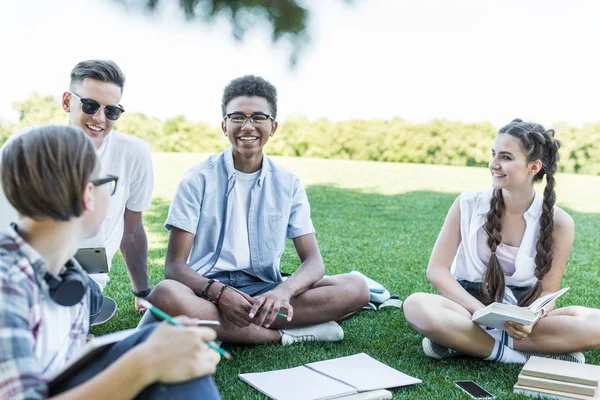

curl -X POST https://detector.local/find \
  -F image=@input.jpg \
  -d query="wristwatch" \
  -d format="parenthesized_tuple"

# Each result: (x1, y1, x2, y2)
(132, 287, 152, 298)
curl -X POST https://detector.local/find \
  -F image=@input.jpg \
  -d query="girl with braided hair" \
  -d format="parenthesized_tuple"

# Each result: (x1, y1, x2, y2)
(403, 119, 600, 364)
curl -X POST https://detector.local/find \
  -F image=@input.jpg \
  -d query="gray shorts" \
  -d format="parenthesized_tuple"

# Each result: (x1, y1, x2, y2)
(205, 270, 282, 297)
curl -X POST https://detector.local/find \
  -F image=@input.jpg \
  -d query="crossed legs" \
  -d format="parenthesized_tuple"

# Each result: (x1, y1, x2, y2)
(403, 292, 600, 358)
(147, 273, 369, 345)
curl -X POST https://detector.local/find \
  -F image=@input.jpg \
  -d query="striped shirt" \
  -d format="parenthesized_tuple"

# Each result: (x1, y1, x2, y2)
(0, 226, 88, 400)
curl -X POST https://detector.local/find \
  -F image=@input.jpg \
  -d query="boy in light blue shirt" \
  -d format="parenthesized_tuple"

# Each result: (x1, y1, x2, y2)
(143, 75, 369, 345)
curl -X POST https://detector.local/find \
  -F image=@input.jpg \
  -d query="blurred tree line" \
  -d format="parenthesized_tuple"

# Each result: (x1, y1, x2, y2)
(2, 94, 599, 175)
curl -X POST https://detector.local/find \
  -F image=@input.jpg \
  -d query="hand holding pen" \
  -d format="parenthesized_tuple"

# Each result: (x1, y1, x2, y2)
(132, 312, 222, 385)
(139, 299, 231, 359)
(249, 287, 294, 328)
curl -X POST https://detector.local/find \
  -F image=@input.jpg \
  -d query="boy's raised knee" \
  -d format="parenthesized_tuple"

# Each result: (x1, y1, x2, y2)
(147, 279, 190, 309)
(338, 273, 370, 309)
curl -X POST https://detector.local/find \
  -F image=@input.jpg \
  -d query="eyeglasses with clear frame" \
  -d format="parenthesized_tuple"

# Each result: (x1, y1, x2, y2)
(91, 174, 119, 196)
(225, 112, 275, 126)
(70, 92, 125, 121)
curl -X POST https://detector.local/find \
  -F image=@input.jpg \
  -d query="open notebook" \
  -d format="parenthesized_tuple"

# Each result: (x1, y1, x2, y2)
(239, 353, 421, 400)
(49, 329, 137, 387)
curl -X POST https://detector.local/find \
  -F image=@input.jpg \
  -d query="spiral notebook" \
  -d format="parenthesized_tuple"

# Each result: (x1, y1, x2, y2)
(239, 353, 421, 400)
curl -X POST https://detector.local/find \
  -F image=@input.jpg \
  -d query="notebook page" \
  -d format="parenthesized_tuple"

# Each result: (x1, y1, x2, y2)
(306, 353, 422, 392)
(528, 287, 570, 312)
(49, 328, 137, 385)
(239, 365, 357, 400)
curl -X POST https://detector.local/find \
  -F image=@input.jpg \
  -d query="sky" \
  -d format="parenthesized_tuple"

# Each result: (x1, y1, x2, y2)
(1, 0, 599, 128)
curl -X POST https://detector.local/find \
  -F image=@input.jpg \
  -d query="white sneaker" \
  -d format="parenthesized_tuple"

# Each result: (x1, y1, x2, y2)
(279, 321, 344, 346)
(422, 338, 460, 360)
(528, 351, 585, 364)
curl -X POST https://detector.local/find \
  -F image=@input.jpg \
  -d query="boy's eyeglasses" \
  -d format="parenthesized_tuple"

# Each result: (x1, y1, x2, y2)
(70, 92, 125, 121)
(225, 112, 274, 126)
(91, 174, 119, 196)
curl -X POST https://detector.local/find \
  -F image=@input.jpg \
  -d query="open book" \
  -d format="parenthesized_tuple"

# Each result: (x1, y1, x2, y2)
(239, 353, 421, 400)
(49, 328, 137, 387)
(472, 287, 569, 330)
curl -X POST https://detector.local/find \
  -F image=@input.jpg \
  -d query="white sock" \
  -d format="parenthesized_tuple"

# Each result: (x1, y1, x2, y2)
(485, 329, 514, 349)
(484, 338, 528, 364)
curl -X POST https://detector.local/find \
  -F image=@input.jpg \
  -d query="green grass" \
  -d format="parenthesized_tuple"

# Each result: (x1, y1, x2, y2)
(93, 153, 600, 399)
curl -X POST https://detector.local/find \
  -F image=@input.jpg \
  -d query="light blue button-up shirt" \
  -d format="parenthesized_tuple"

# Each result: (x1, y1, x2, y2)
(165, 147, 315, 284)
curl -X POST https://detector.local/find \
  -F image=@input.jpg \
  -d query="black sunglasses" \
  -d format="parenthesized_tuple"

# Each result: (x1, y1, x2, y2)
(91, 174, 119, 196)
(70, 92, 125, 121)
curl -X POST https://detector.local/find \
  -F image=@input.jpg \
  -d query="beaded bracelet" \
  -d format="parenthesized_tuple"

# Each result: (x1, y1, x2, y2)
(215, 285, 229, 307)
(201, 279, 219, 300)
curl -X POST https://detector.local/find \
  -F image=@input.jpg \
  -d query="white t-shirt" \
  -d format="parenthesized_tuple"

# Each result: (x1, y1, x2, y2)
(211, 169, 260, 273)
(89, 130, 154, 289)
(0, 129, 154, 290)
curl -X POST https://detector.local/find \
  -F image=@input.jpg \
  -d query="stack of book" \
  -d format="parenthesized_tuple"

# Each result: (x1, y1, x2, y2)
(514, 356, 600, 399)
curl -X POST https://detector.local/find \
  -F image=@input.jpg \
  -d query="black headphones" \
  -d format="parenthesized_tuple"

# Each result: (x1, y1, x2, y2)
(44, 259, 88, 307)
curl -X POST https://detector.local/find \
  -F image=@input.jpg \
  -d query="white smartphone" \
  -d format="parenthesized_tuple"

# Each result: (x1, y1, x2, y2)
(455, 381, 495, 399)
(197, 320, 221, 328)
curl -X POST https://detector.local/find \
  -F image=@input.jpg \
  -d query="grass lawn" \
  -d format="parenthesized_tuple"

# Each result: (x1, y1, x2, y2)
(93, 153, 600, 399)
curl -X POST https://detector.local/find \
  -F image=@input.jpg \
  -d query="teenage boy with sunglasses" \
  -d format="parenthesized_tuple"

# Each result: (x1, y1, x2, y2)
(60, 60, 155, 320)
(140, 75, 370, 345)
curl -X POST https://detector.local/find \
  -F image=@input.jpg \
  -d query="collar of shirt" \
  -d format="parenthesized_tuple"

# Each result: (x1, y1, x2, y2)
(475, 187, 543, 223)
(224, 147, 269, 189)
(4, 223, 51, 290)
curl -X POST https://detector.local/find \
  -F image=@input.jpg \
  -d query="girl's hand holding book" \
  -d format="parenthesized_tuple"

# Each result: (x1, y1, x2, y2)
(504, 319, 535, 340)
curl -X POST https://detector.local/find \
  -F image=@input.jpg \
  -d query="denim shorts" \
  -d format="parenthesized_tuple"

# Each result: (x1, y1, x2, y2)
(205, 270, 281, 297)
(87, 275, 104, 324)
(457, 279, 531, 302)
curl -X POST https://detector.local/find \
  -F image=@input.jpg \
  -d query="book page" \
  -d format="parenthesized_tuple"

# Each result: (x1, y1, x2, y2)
(528, 287, 570, 312)
(514, 384, 600, 400)
(522, 356, 600, 387)
(517, 373, 597, 396)
(239, 366, 357, 400)
(472, 303, 535, 329)
(307, 353, 421, 392)
(49, 328, 137, 386)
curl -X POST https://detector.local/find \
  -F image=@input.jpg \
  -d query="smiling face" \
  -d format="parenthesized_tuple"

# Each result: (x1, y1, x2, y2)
(62, 78, 122, 148)
(221, 96, 278, 167)
(489, 134, 541, 190)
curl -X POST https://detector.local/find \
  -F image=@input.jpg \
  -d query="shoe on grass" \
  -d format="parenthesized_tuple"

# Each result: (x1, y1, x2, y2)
(422, 337, 460, 360)
(528, 351, 585, 364)
(279, 321, 344, 346)
(90, 296, 117, 328)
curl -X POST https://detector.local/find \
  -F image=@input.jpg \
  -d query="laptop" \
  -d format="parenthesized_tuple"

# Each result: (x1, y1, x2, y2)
(75, 231, 109, 274)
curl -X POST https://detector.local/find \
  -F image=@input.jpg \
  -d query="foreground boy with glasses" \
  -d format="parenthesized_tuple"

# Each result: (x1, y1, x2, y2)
(140, 75, 370, 345)
(0, 126, 220, 400)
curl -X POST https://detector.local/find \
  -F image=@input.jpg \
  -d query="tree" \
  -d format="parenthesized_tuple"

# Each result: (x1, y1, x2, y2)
(113, 0, 352, 65)
(12, 94, 65, 126)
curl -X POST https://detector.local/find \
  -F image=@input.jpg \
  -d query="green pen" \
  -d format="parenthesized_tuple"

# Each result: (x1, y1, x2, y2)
(139, 299, 231, 359)
(256, 307, 287, 318)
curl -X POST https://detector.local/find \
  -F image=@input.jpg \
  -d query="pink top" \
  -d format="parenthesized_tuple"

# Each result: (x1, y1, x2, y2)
(477, 227, 518, 277)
